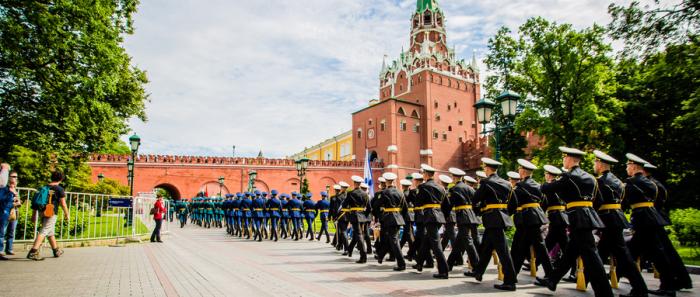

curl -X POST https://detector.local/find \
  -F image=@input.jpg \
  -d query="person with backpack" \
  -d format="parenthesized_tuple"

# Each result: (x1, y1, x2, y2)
(27, 171, 69, 261)
(150, 193, 166, 242)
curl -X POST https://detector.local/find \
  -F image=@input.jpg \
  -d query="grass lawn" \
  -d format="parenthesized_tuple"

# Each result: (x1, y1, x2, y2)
(55, 214, 150, 240)
(677, 245, 700, 266)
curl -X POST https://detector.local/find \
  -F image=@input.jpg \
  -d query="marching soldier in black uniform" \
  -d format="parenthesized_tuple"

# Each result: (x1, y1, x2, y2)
(509, 159, 553, 279)
(625, 153, 690, 296)
(463, 175, 482, 252)
(329, 184, 341, 247)
(413, 164, 449, 279)
(446, 168, 480, 272)
(535, 147, 613, 297)
(399, 179, 415, 259)
(410, 173, 434, 269)
(464, 157, 517, 291)
(540, 165, 573, 280)
(336, 182, 350, 253)
(440, 172, 457, 253)
(593, 150, 649, 297)
(371, 177, 386, 253)
(374, 173, 407, 271)
(345, 176, 370, 263)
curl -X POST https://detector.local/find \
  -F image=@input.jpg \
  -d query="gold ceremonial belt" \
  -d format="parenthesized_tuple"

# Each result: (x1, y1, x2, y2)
(320, 210, 329, 212)
(408, 208, 415, 211)
(291, 208, 301, 211)
(306, 210, 316, 212)
(383, 208, 401, 212)
(631, 202, 654, 209)
(546, 206, 565, 212)
(254, 208, 263, 211)
(566, 201, 593, 209)
(598, 204, 621, 211)
(453, 205, 473, 210)
(341, 209, 350, 212)
(414, 206, 424, 211)
(481, 203, 507, 212)
(422, 204, 440, 209)
(350, 207, 365, 211)
(516, 203, 541, 211)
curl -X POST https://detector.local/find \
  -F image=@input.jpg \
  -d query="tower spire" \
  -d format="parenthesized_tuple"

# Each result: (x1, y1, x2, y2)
(416, 0, 439, 12)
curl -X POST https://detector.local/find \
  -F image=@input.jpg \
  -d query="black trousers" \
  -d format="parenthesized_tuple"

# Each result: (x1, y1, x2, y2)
(658, 227, 693, 290)
(417, 223, 448, 274)
(364, 223, 373, 254)
(377, 225, 406, 268)
(337, 220, 349, 251)
(629, 226, 680, 291)
(597, 226, 647, 294)
(511, 225, 553, 276)
(441, 222, 456, 251)
(348, 221, 367, 260)
(448, 223, 480, 268)
(550, 228, 613, 297)
(413, 222, 433, 265)
(399, 222, 414, 251)
(150, 219, 163, 242)
(474, 228, 516, 285)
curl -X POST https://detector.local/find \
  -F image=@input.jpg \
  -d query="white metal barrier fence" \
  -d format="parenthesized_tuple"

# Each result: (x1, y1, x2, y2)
(12, 187, 169, 243)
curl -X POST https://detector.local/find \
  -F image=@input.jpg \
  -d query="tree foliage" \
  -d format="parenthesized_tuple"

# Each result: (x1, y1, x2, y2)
(0, 1, 148, 188)
(485, 18, 621, 168)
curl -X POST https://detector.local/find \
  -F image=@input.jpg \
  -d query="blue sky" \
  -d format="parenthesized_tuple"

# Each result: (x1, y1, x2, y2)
(122, 0, 619, 158)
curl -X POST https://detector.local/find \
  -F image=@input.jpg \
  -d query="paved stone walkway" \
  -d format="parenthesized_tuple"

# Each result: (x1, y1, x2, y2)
(1, 222, 698, 296)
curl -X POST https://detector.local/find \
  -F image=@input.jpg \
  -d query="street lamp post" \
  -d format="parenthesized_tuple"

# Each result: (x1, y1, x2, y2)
(247, 170, 257, 192)
(295, 157, 309, 194)
(218, 176, 225, 197)
(473, 90, 521, 160)
(126, 133, 141, 227)
(232, 145, 236, 157)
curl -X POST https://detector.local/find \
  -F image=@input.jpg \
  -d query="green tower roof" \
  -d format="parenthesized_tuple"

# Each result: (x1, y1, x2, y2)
(416, 0, 439, 12)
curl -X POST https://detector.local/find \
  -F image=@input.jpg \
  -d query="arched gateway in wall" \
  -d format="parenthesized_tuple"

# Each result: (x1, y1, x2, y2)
(87, 154, 384, 201)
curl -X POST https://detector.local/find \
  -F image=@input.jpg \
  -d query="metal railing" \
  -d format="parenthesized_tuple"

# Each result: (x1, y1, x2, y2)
(12, 187, 169, 243)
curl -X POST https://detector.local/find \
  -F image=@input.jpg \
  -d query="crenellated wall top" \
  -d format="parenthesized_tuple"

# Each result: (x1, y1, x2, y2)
(88, 154, 383, 168)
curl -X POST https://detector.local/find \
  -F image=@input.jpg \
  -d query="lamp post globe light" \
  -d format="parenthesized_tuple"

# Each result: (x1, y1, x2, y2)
(125, 133, 141, 227)
(218, 176, 225, 197)
(473, 90, 521, 160)
(295, 157, 309, 193)
(97, 173, 105, 183)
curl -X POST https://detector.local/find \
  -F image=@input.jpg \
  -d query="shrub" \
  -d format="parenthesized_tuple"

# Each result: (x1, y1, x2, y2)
(670, 208, 700, 247)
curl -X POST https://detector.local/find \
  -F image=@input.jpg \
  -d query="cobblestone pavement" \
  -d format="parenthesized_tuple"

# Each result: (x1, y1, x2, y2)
(1, 222, 698, 297)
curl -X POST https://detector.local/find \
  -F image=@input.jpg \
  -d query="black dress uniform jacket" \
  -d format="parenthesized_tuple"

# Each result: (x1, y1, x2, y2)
(513, 176, 548, 227)
(540, 166, 605, 230)
(474, 174, 514, 229)
(541, 185, 569, 226)
(402, 190, 415, 222)
(343, 188, 370, 223)
(336, 192, 348, 223)
(448, 181, 480, 225)
(417, 179, 446, 224)
(409, 188, 423, 223)
(594, 171, 630, 229)
(329, 194, 339, 220)
(441, 186, 457, 224)
(623, 173, 670, 227)
(648, 176, 670, 221)
(379, 187, 406, 227)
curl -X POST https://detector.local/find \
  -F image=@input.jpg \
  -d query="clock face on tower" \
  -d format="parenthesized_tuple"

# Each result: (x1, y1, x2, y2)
(368, 128, 375, 139)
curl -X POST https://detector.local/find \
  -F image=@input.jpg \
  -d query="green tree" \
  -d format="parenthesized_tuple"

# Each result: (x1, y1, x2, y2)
(0, 1, 148, 185)
(485, 18, 622, 168)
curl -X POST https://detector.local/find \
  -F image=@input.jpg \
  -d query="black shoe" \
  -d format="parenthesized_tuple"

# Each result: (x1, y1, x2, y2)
(534, 277, 556, 292)
(342, 251, 348, 256)
(348, 252, 353, 258)
(494, 284, 516, 291)
(412, 264, 423, 272)
(386, 257, 395, 262)
(424, 263, 434, 269)
(619, 290, 649, 297)
(433, 273, 449, 279)
(393, 266, 406, 271)
(157, 240, 164, 243)
(649, 289, 676, 297)
(375, 255, 383, 264)
(463, 271, 482, 281)
(356, 259, 367, 264)
(404, 255, 413, 261)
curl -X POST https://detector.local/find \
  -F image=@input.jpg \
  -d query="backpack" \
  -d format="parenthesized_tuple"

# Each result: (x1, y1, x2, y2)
(31, 186, 51, 211)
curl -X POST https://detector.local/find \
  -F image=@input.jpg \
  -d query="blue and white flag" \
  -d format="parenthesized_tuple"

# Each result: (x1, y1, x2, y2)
(363, 148, 374, 197)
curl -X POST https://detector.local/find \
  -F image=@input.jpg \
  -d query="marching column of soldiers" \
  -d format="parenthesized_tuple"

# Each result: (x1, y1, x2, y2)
(172, 146, 693, 297)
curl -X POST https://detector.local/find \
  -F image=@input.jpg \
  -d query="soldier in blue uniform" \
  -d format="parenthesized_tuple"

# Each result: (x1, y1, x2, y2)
(280, 194, 290, 239)
(592, 150, 649, 297)
(465, 158, 517, 291)
(252, 190, 265, 242)
(289, 193, 303, 240)
(534, 147, 613, 296)
(232, 193, 242, 236)
(266, 190, 282, 241)
(240, 192, 253, 239)
(445, 168, 480, 272)
(261, 192, 270, 239)
(303, 192, 316, 240)
(624, 153, 691, 296)
(316, 191, 331, 242)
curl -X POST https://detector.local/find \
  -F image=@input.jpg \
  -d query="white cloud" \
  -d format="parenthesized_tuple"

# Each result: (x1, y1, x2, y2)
(122, 0, 618, 158)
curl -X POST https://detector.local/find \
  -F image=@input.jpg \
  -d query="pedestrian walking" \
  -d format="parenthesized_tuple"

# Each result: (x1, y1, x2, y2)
(27, 171, 69, 261)
(150, 193, 166, 242)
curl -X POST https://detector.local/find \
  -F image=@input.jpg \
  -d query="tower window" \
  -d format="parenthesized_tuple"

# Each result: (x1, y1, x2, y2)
(447, 105, 451, 111)
(413, 122, 420, 132)
(411, 109, 420, 118)
(433, 130, 438, 139)
(398, 107, 406, 116)
(368, 119, 373, 125)
(380, 119, 386, 131)
(434, 101, 438, 108)
(357, 128, 362, 138)
(424, 12, 432, 25)
(459, 119, 464, 126)
(400, 120, 407, 131)
(448, 126, 452, 132)
(442, 132, 447, 141)
(435, 113, 440, 121)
